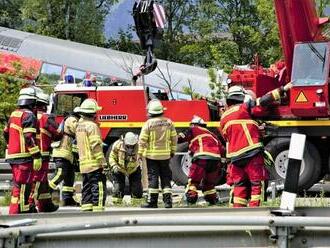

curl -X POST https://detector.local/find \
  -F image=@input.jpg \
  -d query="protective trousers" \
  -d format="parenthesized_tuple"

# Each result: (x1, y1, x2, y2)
(229, 154, 267, 207)
(146, 158, 172, 206)
(9, 162, 34, 215)
(186, 159, 220, 205)
(81, 169, 107, 212)
(112, 167, 143, 205)
(49, 158, 75, 201)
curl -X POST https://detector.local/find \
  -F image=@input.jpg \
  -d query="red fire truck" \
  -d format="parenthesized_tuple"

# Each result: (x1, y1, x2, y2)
(229, 0, 330, 190)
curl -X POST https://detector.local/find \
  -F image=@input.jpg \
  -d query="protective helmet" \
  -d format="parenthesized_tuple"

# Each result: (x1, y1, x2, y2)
(227, 85, 245, 103)
(75, 98, 102, 114)
(124, 132, 138, 146)
(147, 99, 166, 115)
(190, 115, 205, 125)
(17, 87, 37, 106)
(244, 89, 256, 103)
(36, 92, 50, 105)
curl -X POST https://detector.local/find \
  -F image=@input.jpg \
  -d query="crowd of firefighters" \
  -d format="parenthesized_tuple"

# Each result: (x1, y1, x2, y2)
(3, 81, 292, 215)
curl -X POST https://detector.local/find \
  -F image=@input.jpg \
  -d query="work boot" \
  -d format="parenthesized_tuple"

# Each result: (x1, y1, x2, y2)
(42, 203, 59, 213)
(163, 193, 172, 208)
(141, 193, 158, 208)
(28, 204, 38, 213)
(63, 198, 80, 207)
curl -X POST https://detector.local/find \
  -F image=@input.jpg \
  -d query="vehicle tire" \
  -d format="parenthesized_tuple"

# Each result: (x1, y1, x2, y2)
(169, 143, 226, 186)
(265, 138, 321, 191)
(170, 143, 190, 186)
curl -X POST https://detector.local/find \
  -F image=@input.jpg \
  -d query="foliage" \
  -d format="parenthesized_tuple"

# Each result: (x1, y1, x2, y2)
(0, 0, 23, 28)
(207, 68, 226, 100)
(21, 0, 117, 46)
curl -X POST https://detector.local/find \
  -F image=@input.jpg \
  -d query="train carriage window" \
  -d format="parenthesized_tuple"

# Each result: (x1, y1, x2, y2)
(66, 68, 86, 84)
(39, 63, 62, 85)
(54, 94, 87, 116)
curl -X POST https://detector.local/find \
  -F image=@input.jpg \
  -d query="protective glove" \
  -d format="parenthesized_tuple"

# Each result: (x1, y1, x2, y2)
(103, 167, 111, 180)
(33, 157, 42, 171)
(283, 82, 293, 92)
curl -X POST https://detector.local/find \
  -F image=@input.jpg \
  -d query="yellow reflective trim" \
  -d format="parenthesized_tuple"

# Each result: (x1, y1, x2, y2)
(226, 142, 263, 158)
(38, 193, 52, 200)
(23, 128, 36, 133)
(6, 153, 31, 159)
(148, 188, 159, 194)
(162, 187, 172, 194)
(40, 128, 51, 137)
(251, 194, 261, 201)
(34, 182, 40, 200)
(11, 111, 23, 118)
(28, 146, 40, 154)
(221, 106, 240, 120)
(11, 196, 19, 204)
(94, 152, 104, 160)
(98, 181, 104, 208)
(233, 197, 248, 205)
(49, 168, 62, 190)
(271, 89, 280, 101)
(203, 189, 216, 195)
(242, 123, 253, 146)
(10, 123, 25, 153)
(99, 122, 219, 128)
(268, 120, 330, 127)
(62, 186, 74, 192)
(20, 184, 26, 212)
(81, 204, 93, 211)
(222, 119, 259, 135)
(41, 151, 50, 156)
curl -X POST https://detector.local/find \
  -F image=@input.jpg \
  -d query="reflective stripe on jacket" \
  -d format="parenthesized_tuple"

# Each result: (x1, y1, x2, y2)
(5, 109, 39, 161)
(178, 126, 224, 160)
(37, 112, 62, 158)
(109, 139, 139, 175)
(52, 115, 78, 163)
(138, 116, 177, 160)
(76, 117, 105, 174)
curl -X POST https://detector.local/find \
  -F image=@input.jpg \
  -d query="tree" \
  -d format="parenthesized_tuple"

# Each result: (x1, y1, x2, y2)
(317, 0, 330, 16)
(21, 0, 118, 46)
(0, 0, 23, 28)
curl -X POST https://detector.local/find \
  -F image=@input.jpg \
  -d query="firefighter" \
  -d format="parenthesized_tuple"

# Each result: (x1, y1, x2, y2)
(178, 116, 225, 205)
(138, 99, 177, 208)
(3, 87, 41, 214)
(220, 83, 292, 207)
(29, 92, 62, 212)
(75, 99, 107, 212)
(49, 109, 80, 206)
(108, 132, 143, 205)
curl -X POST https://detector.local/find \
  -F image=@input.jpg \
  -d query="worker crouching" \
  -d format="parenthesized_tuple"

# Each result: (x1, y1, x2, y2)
(178, 116, 225, 205)
(138, 99, 177, 208)
(75, 99, 107, 212)
(108, 132, 143, 205)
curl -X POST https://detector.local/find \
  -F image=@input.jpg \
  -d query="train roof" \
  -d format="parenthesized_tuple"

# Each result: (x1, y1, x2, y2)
(0, 26, 226, 96)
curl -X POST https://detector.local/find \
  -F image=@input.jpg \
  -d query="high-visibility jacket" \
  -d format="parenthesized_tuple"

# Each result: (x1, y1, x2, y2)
(138, 116, 177, 160)
(220, 87, 282, 162)
(4, 109, 40, 162)
(52, 115, 78, 163)
(76, 117, 105, 174)
(37, 112, 62, 158)
(178, 126, 224, 160)
(109, 139, 139, 175)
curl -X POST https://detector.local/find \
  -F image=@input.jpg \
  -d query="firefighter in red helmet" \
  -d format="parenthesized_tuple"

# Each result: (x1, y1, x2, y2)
(178, 116, 225, 205)
(220, 83, 292, 207)
(3, 87, 41, 214)
(29, 92, 62, 212)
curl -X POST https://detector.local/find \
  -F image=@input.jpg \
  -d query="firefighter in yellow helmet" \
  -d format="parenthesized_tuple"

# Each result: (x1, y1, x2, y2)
(138, 99, 177, 208)
(49, 106, 80, 206)
(75, 99, 107, 212)
(109, 132, 143, 205)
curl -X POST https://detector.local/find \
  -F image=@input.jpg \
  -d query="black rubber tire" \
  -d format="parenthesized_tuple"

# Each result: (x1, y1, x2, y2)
(265, 138, 321, 191)
(170, 143, 189, 186)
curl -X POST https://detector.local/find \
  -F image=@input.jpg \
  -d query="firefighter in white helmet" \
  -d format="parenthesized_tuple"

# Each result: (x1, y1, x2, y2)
(178, 116, 225, 205)
(75, 99, 107, 211)
(138, 99, 177, 208)
(3, 87, 41, 214)
(108, 132, 143, 205)
(29, 91, 62, 212)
